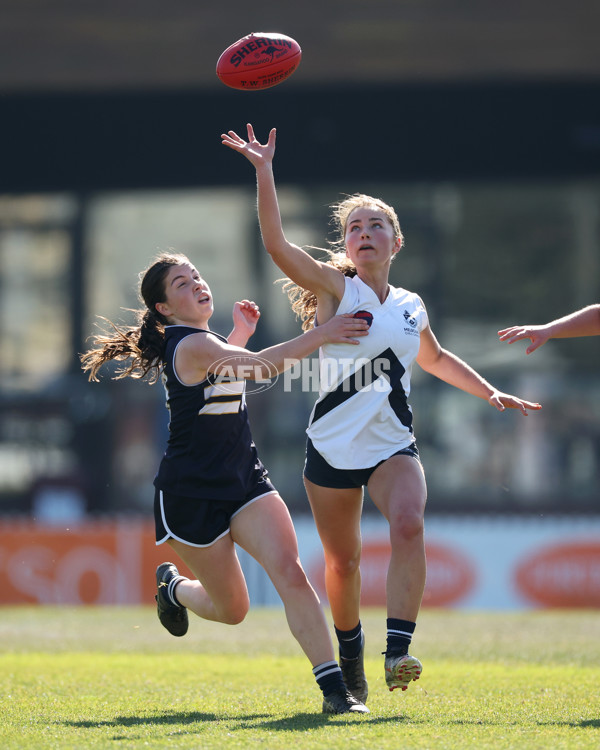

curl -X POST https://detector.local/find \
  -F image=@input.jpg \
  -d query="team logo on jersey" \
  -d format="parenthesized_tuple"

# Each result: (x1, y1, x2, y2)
(403, 309, 417, 327)
(353, 310, 373, 327)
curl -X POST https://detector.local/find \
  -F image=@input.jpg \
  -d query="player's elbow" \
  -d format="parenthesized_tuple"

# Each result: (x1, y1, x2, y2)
(262, 235, 288, 260)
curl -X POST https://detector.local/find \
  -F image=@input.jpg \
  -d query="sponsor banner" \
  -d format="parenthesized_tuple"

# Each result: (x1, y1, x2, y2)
(514, 542, 600, 608)
(304, 535, 477, 608)
(0, 516, 599, 608)
(297, 516, 600, 610)
(0, 520, 193, 605)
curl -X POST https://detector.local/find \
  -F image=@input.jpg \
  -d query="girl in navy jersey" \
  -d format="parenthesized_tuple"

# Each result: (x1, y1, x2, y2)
(81, 252, 371, 715)
(222, 125, 542, 704)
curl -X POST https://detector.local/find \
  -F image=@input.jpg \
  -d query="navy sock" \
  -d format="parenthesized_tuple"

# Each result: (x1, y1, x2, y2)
(335, 622, 364, 660)
(313, 660, 345, 696)
(386, 618, 415, 656)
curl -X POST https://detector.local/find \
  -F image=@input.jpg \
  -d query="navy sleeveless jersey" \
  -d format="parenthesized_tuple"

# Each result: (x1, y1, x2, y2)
(153, 325, 268, 500)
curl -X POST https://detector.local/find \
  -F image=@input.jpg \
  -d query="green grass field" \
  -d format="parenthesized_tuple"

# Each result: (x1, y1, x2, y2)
(1, 607, 598, 749)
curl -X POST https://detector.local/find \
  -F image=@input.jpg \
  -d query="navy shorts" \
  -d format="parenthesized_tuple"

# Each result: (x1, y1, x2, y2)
(303, 437, 421, 489)
(154, 474, 277, 548)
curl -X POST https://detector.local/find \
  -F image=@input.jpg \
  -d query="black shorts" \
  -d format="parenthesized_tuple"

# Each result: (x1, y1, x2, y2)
(303, 437, 421, 490)
(154, 474, 277, 548)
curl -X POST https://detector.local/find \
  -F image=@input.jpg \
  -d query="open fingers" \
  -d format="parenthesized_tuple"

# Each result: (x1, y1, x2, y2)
(490, 393, 542, 415)
(520, 399, 542, 411)
(498, 327, 527, 343)
(221, 130, 245, 148)
(344, 320, 369, 343)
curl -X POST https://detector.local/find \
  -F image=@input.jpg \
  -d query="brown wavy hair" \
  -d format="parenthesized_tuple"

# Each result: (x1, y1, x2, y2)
(80, 252, 190, 384)
(282, 194, 404, 330)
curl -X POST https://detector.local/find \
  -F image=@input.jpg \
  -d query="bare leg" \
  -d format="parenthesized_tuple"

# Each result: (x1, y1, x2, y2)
(367, 454, 427, 621)
(166, 534, 250, 624)
(231, 492, 336, 667)
(303, 479, 364, 630)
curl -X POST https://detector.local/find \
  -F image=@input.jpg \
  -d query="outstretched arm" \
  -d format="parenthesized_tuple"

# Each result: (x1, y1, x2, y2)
(417, 326, 542, 415)
(498, 304, 600, 354)
(221, 124, 344, 300)
(175, 313, 370, 384)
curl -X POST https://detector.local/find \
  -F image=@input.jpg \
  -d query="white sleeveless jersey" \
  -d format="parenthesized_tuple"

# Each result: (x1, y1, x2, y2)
(306, 275, 428, 470)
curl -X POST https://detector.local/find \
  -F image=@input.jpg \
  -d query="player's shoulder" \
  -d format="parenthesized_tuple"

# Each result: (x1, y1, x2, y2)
(166, 324, 208, 338)
(388, 284, 423, 306)
(334, 274, 362, 311)
(166, 326, 224, 344)
(167, 327, 228, 366)
(388, 286, 429, 330)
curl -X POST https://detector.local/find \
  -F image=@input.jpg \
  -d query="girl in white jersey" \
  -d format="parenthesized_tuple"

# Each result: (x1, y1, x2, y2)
(222, 124, 542, 704)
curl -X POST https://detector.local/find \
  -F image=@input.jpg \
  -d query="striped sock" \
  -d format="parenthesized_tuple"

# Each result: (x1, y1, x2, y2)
(313, 660, 345, 696)
(167, 575, 187, 607)
(335, 622, 364, 660)
(386, 618, 415, 656)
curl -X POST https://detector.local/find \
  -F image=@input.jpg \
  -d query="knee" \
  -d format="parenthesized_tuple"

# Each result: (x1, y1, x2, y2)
(221, 610, 247, 626)
(218, 598, 250, 625)
(389, 509, 424, 545)
(325, 549, 361, 579)
(274, 554, 312, 591)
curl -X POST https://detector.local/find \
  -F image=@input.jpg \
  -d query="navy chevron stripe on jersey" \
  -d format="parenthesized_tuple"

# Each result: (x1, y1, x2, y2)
(310, 347, 413, 431)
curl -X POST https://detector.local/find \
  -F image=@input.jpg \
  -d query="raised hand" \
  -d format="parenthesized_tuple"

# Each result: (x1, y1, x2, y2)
(227, 300, 261, 347)
(221, 123, 276, 169)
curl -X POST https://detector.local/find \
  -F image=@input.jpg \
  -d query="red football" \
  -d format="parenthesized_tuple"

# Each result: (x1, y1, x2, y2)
(216, 32, 302, 91)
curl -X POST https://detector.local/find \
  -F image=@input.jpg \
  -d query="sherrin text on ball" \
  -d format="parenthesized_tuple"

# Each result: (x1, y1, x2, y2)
(216, 32, 302, 91)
